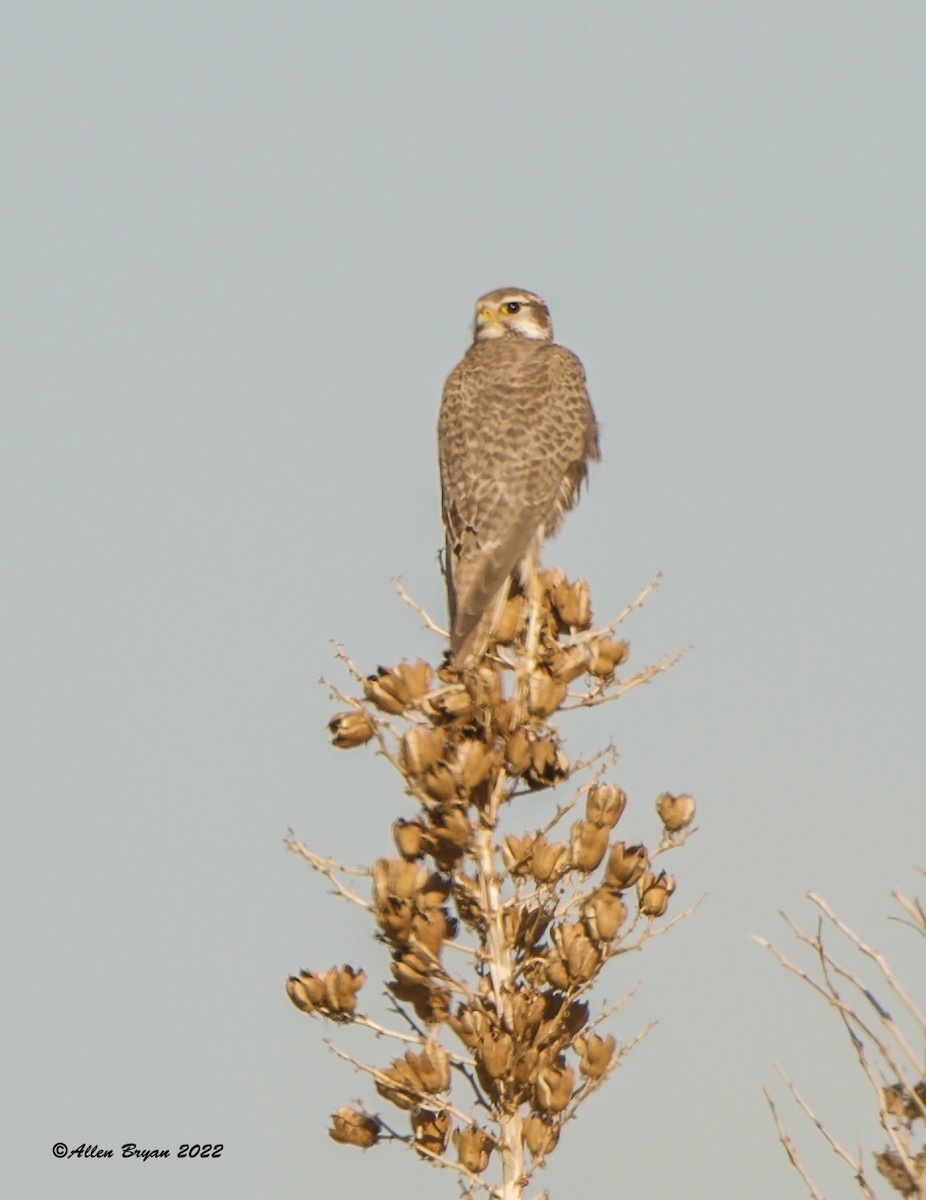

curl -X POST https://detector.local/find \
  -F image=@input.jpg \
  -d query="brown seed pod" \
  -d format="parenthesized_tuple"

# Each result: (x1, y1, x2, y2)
(548, 643, 588, 683)
(586, 636, 630, 678)
(569, 819, 610, 872)
(323, 965, 366, 1015)
(527, 671, 569, 718)
(548, 576, 592, 632)
(393, 817, 429, 860)
(525, 736, 569, 790)
(452, 1123, 495, 1173)
(404, 1040, 451, 1094)
(400, 725, 446, 776)
(452, 738, 500, 791)
(523, 1114, 560, 1161)
(583, 886, 628, 942)
(327, 710, 376, 749)
(447, 1002, 488, 1050)
(479, 1030, 515, 1079)
(534, 1056, 575, 1114)
(637, 869, 676, 918)
(502, 831, 537, 878)
(530, 835, 570, 885)
(603, 842, 649, 890)
(410, 1106, 451, 1157)
(375, 1057, 422, 1110)
(329, 1107, 379, 1148)
(285, 970, 326, 1014)
(504, 727, 532, 776)
(574, 1031, 616, 1080)
(394, 658, 433, 700)
(494, 593, 527, 645)
(363, 667, 412, 714)
(585, 783, 627, 829)
(656, 791, 696, 833)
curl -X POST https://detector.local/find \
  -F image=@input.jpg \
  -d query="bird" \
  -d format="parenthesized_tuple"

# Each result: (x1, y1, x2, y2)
(438, 287, 600, 664)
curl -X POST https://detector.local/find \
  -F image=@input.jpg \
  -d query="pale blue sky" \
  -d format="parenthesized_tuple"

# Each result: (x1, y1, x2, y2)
(4, 4, 925, 1198)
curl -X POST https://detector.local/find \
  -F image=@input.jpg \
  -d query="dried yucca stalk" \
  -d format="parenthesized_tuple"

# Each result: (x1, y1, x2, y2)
(287, 571, 695, 1200)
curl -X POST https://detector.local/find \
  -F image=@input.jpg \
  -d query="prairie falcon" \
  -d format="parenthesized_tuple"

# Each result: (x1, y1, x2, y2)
(438, 288, 599, 663)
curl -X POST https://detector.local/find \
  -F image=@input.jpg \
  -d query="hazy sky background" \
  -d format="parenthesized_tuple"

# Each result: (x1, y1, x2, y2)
(4, 4, 925, 1198)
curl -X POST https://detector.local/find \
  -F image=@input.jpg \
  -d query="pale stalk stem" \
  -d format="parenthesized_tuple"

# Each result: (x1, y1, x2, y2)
(474, 769, 523, 1200)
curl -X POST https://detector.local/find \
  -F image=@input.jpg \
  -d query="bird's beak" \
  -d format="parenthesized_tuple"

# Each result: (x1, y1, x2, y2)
(476, 306, 498, 327)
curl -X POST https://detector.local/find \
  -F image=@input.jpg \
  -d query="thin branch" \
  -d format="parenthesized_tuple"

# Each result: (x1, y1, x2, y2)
(774, 1065, 879, 1200)
(285, 834, 372, 910)
(808, 891, 926, 1034)
(763, 1084, 827, 1200)
(392, 577, 449, 639)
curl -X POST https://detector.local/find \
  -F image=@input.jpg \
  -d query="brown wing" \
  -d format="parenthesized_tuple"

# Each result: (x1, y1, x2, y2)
(438, 340, 598, 660)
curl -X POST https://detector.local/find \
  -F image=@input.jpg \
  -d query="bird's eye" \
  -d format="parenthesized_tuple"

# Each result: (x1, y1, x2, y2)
(502, 301, 521, 315)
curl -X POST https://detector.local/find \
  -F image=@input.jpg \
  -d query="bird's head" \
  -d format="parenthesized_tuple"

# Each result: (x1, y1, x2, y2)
(472, 288, 553, 343)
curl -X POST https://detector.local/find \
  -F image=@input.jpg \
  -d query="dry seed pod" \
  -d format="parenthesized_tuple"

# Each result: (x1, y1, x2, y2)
(527, 670, 569, 718)
(586, 783, 627, 829)
(574, 1032, 616, 1080)
(637, 869, 676, 918)
(569, 819, 610, 872)
(510, 990, 548, 1043)
(430, 687, 475, 723)
(874, 1148, 920, 1194)
(327, 710, 375, 749)
(452, 1123, 494, 1173)
(393, 817, 428, 860)
(329, 1107, 379, 1149)
(492, 697, 518, 736)
(494, 593, 527, 645)
(563, 929, 600, 984)
(523, 1114, 560, 1161)
(448, 1003, 488, 1050)
(420, 762, 457, 803)
(452, 738, 499, 790)
(376, 1058, 422, 1110)
(586, 636, 630, 678)
(411, 907, 453, 956)
(285, 970, 326, 1014)
(479, 1030, 515, 1079)
(405, 1040, 451, 1094)
(530, 835, 570, 884)
(373, 857, 428, 904)
(465, 662, 503, 709)
(502, 831, 537, 877)
(525, 736, 569, 790)
(411, 1106, 451, 1157)
(323, 965, 366, 1015)
(417, 872, 452, 911)
(400, 725, 445, 776)
(534, 1056, 575, 1114)
(451, 874, 484, 928)
(363, 667, 412, 714)
(388, 980, 451, 1025)
(549, 576, 592, 631)
(603, 842, 649, 890)
(375, 896, 416, 943)
(395, 658, 433, 699)
(548, 643, 588, 683)
(539, 566, 567, 596)
(391, 947, 433, 989)
(561, 998, 590, 1037)
(511, 904, 552, 952)
(656, 791, 696, 833)
(505, 727, 532, 776)
(428, 804, 472, 850)
(511, 1045, 541, 1092)
(583, 886, 628, 942)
